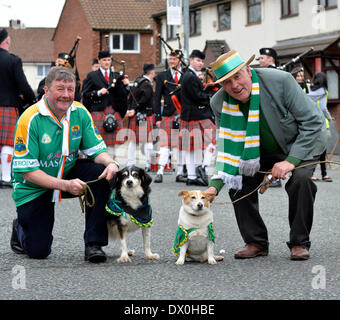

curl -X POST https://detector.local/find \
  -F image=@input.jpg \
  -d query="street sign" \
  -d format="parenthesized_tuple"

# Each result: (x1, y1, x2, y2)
(167, 0, 182, 25)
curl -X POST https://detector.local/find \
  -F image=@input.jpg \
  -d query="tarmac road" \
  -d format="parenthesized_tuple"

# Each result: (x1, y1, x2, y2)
(1, 153, 340, 304)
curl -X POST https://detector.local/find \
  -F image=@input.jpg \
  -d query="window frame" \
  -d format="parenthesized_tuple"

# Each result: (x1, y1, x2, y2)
(318, 0, 337, 10)
(217, 2, 231, 31)
(247, 0, 262, 25)
(110, 32, 140, 54)
(281, 0, 299, 18)
(189, 9, 201, 36)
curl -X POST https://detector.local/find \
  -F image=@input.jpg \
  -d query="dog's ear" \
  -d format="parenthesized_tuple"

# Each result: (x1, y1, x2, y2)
(140, 169, 152, 187)
(109, 170, 120, 189)
(178, 190, 189, 197)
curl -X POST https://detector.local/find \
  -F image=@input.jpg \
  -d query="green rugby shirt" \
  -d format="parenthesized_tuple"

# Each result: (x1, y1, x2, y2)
(12, 98, 107, 207)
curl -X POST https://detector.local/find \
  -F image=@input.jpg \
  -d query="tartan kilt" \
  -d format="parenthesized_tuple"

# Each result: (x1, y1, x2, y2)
(179, 118, 216, 151)
(0, 106, 19, 146)
(126, 115, 154, 143)
(91, 106, 124, 146)
(157, 112, 179, 148)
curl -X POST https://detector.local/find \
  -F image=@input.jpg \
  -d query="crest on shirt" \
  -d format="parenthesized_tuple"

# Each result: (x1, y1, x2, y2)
(41, 133, 52, 144)
(14, 137, 27, 155)
(71, 125, 81, 138)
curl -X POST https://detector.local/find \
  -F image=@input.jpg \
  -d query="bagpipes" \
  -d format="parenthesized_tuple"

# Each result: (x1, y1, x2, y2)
(157, 33, 186, 127)
(158, 33, 188, 70)
(102, 35, 129, 132)
(277, 47, 314, 71)
(60, 36, 82, 90)
(104, 35, 128, 91)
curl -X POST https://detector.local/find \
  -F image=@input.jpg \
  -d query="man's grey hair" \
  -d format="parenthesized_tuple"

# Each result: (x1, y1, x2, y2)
(45, 66, 75, 88)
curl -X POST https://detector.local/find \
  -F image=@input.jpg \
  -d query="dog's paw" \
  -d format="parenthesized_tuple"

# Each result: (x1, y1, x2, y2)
(117, 255, 132, 263)
(175, 258, 185, 265)
(128, 249, 135, 256)
(208, 257, 217, 265)
(214, 255, 224, 261)
(146, 253, 160, 260)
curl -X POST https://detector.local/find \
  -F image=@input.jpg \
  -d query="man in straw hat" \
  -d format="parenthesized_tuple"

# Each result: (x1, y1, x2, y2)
(205, 49, 327, 260)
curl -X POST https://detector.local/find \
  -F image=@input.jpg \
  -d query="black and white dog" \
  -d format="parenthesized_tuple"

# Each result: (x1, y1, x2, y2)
(106, 166, 160, 262)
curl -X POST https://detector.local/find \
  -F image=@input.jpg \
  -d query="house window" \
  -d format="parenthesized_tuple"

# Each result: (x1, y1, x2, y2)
(37, 65, 50, 77)
(111, 33, 140, 53)
(167, 25, 178, 40)
(318, 0, 337, 9)
(190, 9, 201, 36)
(281, 0, 298, 17)
(218, 2, 231, 30)
(247, 0, 261, 24)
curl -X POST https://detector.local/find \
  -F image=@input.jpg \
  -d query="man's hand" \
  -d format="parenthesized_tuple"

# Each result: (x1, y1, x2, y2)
(99, 88, 109, 95)
(126, 109, 135, 117)
(64, 179, 87, 196)
(98, 162, 119, 181)
(204, 186, 218, 203)
(122, 77, 130, 86)
(271, 160, 295, 180)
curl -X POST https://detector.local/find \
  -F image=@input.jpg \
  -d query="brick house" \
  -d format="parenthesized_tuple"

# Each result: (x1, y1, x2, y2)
(53, 0, 165, 83)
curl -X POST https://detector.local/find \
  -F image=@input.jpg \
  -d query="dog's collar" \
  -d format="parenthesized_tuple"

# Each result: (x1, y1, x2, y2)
(105, 190, 153, 228)
(172, 223, 215, 257)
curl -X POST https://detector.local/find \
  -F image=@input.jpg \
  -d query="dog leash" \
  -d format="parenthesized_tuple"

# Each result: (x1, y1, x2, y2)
(78, 177, 104, 214)
(213, 160, 340, 206)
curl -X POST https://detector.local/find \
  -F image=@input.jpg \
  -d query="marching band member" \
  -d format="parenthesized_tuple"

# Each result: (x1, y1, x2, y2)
(0, 29, 36, 188)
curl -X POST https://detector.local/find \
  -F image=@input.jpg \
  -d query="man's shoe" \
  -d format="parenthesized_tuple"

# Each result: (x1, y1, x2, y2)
(196, 166, 208, 185)
(85, 244, 107, 263)
(290, 246, 310, 260)
(175, 174, 187, 183)
(0, 180, 12, 189)
(186, 178, 207, 186)
(269, 179, 282, 188)
(10, 219, 25, 254)
(234, 244, 268, 259)
(154, 174, 163, 183)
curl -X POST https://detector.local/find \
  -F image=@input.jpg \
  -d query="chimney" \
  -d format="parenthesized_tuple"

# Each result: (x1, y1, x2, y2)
(9, 19, 21, 29)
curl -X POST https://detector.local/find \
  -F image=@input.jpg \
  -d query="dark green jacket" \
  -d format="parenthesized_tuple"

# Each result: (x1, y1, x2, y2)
(210, 68, 327, 161)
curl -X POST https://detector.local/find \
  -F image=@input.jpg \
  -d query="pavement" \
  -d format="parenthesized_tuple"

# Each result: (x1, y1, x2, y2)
(1, 144, 340, 304)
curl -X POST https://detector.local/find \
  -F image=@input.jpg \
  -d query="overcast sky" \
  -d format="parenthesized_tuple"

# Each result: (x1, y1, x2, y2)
(0, 0, 65, 28)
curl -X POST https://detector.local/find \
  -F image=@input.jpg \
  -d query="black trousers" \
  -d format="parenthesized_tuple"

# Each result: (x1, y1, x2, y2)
(16, 159, 110, 259)
(228, 154, 319, 251)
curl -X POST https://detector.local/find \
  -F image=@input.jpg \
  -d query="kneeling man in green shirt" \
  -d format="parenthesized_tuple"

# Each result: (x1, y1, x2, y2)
(10, 66, 119, 263)
(205, 50, 327, 260)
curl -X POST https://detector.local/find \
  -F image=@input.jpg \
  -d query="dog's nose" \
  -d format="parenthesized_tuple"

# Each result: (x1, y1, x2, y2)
(197, 203, 203, 210)
(126, 180, 133, 187)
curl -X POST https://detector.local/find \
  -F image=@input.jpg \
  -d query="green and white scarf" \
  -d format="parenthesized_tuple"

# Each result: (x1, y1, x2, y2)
(212, 69, 260, 191)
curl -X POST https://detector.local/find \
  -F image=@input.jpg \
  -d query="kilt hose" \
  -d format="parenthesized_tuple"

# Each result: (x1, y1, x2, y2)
(0, 106, 19, 147)
(157, 112, 180, 148)
(179, 118, 216, 151)
(126, 115, 154, 143)
(91, 106, 124, 146)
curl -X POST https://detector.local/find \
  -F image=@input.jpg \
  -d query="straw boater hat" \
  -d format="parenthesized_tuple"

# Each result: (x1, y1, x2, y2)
(210, 50, 255, 84)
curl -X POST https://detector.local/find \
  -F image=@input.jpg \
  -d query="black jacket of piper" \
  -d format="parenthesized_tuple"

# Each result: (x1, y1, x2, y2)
(128, 77, 154, 116)
(154, 68, 184, 122)
(81, 69, 128, 117)
(180, 68, 211, 121)
(0, 48, 36, 109)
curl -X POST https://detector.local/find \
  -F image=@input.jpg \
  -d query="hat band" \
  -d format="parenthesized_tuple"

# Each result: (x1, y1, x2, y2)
(213, 55, 244, 79)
